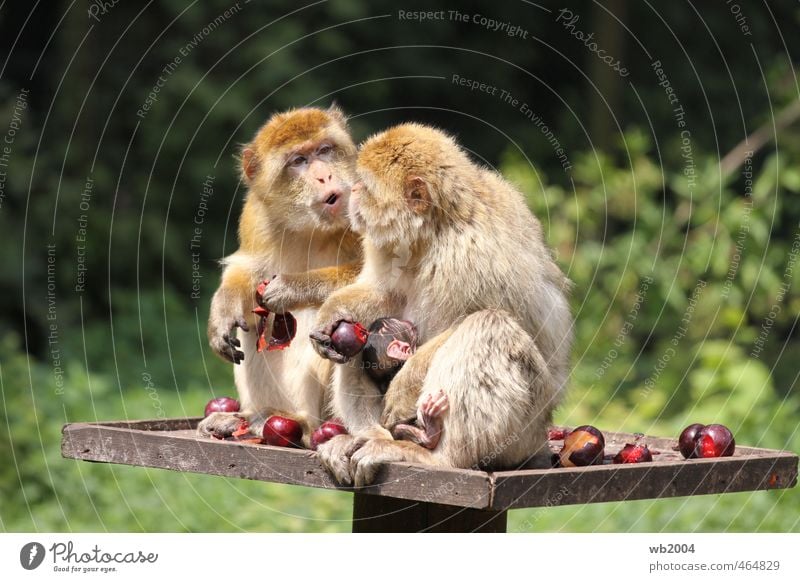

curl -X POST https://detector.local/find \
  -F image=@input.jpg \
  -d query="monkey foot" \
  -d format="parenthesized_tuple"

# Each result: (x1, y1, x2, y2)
(316, 434, 364, 485)
(349, 439, 428, 487)
(197, 412, 248, 439)
(392, 390, 448, 450)
(418, 390, 449, 426)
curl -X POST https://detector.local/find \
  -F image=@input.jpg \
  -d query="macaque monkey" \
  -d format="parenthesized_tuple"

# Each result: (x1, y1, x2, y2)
(359, 317, 446, 450)
(199, 106, 362, 441)
(311, 123, 573, 485)
(360, 317, 418, 393)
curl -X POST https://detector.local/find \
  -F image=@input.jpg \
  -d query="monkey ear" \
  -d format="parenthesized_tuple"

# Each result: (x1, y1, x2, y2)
(327, 103, 348, 128)
(240, 147, 259, 183)
(386, 339, 414, 362)
(405, 176, 431, 213)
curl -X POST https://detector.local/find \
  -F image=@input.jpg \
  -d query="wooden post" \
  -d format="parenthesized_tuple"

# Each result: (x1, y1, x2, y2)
(352, 493, 507, 533)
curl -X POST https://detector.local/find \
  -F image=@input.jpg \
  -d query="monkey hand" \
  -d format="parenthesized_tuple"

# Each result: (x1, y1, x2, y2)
(309, 311, 355, 363)
(208, 289, 250, 364)
(197, 412, 248, 439)
(316, 433, 365, 485)
(257, 274, 300, 314)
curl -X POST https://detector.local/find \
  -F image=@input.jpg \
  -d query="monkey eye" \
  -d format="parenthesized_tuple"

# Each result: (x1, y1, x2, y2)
(316, 143, 333, 156)
(288, 154, 307, 167)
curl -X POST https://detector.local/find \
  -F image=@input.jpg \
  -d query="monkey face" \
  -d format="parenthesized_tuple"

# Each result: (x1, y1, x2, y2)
(362, 317, 418, 384)
(241, 107, 357, 232)
(281, 139, 356, 232)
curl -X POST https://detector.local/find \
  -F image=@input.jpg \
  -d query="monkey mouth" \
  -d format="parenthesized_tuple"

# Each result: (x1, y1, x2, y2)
(317, 191, 345, 220)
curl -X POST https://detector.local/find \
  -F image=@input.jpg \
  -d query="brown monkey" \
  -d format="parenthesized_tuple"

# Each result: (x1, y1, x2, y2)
(332, 316, 447, 450)
(359, 317, 447, 450)
(311, 123, 572, 485)
(200, 106, 362, 441)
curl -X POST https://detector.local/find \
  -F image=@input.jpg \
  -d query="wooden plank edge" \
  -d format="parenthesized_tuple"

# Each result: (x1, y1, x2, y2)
(61, 422, 493, 509)
(490, 453, 798, 510)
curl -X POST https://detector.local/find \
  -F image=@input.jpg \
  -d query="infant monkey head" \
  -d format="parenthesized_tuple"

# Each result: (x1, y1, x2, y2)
(361, 317, 418, 388)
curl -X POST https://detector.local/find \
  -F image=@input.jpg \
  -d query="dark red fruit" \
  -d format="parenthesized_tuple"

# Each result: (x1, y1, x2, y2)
(267, 313, 297, 351)
(310, 420, 348, 450)
(694, 424, 735, 458)
(204, 397, 240, 417)
(262, 415, 303, 448)
(678, 423, 705, 459)
(679, 423, 735, 459)
(613, 442, 653, 464)
(330, 321, 369, 357)
(252, 279, 298, 353)
(548, 427, 571, 441)
(559, 425, 605, 467)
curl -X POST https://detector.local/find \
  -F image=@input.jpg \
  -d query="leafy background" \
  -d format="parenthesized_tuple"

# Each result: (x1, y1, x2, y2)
(0, 1, 798, 532)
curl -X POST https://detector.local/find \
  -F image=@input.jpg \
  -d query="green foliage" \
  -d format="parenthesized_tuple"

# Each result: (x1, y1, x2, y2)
(504, 130, 800, 532)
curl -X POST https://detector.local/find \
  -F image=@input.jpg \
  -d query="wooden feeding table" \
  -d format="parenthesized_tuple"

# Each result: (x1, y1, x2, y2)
(61, 418, 798, 532)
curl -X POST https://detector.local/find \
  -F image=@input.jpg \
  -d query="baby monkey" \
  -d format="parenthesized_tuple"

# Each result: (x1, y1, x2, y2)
(360, 318, 448, 450)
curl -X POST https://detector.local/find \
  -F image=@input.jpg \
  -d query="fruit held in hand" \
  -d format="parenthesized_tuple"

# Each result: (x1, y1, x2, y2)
(310, 420, 348, 450)
(253, 279, 298, 352)
(678, 423, 735, 459)
(268, 313, 297, 351)
(204, 397, 240, 417)
(330, 321, 369, 358)
(613, 442, 653, 464)
(559, 425, 605, 467)
(262, 415, 303, 448)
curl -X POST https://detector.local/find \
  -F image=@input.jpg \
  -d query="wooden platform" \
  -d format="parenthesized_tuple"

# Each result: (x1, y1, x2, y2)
(61, 418, 798, 532)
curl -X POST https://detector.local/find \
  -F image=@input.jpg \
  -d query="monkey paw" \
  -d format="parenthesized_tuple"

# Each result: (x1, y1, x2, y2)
(349, 439, 409, 487)
(258, 275, 296, 314)
(418, 390, 449, 428)
(316, 434, 364, 485)
(208, 314, 249, 364)
(197, 412, 248, 439)
(309, 312, 355, 363)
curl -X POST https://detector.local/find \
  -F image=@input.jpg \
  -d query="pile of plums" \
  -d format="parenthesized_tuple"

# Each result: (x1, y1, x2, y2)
(202, 396, 348, 449)
(202, 397, 736, 465)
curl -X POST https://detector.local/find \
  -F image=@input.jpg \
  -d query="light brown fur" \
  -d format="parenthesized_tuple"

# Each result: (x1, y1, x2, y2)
(200, 106, 362, 443)
(311, 123, 573, 486)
